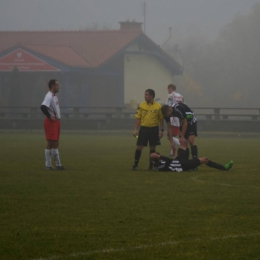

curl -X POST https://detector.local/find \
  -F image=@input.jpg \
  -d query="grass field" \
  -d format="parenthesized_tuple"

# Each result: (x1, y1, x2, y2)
(1, 131, 260, 260)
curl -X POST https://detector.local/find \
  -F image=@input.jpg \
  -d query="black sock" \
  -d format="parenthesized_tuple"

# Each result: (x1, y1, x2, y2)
(206, 160, 225, 171)
(185, 148, 190, 159)
(134, 150, 142, 166)
(191, 145, 198, 159)
(149, 149, 155, 166)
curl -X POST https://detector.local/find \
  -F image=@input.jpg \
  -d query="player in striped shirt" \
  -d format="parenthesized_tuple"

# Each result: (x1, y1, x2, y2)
(162, 103, 198, 165)
(150, 149, 233, 172)
(40, 79, 64, 170)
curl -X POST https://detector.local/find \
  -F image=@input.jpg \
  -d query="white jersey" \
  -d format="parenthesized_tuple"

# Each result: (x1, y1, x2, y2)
(42, 91, 61, 119)
(166, 92, 183, 106)
(166, 92, 183, 127)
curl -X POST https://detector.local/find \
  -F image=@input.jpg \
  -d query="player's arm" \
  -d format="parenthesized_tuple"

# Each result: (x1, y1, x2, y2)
(133, 118, 140, 137)
(159, 119, 164, 138)
(42, 95, 57, 121)
(166, 93, 173, 106)
(151, 153, 172, 165)
(133, 105, 142, 137)
(165, 118, 175, 151)
(41, 105, 51, 118)
(158, 108, 165, 138)
(173, 105, 186, 146)
(41, 105, 57, 121)
(180, 118, 188, 147)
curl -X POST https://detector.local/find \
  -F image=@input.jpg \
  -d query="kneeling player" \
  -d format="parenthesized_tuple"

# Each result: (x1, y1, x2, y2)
(150, 148, 233, 172)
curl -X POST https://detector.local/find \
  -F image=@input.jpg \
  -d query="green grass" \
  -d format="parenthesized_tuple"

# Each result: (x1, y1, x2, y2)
(0, 131, 260, 260)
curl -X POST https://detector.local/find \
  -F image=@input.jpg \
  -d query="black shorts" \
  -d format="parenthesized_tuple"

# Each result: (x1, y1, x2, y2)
(181, 122, 198, 139)
(137, 126, 161, 147)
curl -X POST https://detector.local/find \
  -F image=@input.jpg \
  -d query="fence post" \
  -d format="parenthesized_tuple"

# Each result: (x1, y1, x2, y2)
(214, 108, 220, 120)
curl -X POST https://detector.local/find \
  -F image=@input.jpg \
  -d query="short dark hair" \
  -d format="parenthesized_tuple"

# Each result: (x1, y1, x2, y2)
(48, 79, 58, 90)
(145, 89, 155, 98)
(151, 152, 161, 165)
(161, 105, 170, 116)
(168, 84, 176, 91)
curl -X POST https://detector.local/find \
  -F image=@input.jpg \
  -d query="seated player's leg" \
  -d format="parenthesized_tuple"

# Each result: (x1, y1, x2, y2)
(176, 147, 189, 165)
(179, 157, 201, 171)
(200, 157, 234, 171)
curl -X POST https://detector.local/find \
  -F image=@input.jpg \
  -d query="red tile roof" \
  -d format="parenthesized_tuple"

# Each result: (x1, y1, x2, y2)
(24, 45, 90, 67)
(0, 30, 142, 68)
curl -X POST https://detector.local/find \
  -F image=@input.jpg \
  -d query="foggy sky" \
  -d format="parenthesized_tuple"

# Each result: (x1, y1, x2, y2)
(0, 0, 260, 45)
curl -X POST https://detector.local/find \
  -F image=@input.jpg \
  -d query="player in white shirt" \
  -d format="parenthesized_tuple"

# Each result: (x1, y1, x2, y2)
(40, 79, 64, 170)
(166, 84, 184, 157)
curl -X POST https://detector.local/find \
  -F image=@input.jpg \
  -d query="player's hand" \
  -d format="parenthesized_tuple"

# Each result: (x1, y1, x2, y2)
(179, 137, 187, 147)
(133, 130, 138, 137)
(159, 131, 163, 139)
(50, 116, 57, 121)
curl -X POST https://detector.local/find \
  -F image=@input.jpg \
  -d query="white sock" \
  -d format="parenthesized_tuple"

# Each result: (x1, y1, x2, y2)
(45, 149, 52, 167)
(51, 149, 61, 166)
(170, 137, 180, 155)
(172, 137, 180, 146)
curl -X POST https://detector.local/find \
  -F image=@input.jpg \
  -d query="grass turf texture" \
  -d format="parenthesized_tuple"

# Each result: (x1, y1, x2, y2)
(0, 132, 260, 260)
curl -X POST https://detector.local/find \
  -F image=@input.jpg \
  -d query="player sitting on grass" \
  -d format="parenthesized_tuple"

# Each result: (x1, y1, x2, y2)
(150, 148, 233, 172)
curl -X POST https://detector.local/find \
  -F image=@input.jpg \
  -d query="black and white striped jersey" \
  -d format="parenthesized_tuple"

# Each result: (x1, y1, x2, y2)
(154, 156, 183, 172)
(165, 103, 197, 126)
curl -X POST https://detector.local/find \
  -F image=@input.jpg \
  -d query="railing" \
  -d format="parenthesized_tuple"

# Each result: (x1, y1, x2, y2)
(192, 107, 260, 121)
(0, 107, 128, 123)
(0, 106, 259, 121)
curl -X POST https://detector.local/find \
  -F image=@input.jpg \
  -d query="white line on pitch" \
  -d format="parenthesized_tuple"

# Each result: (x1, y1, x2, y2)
(191, 173, 260, 188)
(32, 232, 260, 260)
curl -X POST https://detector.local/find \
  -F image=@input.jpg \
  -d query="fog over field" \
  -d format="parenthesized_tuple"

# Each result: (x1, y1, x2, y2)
(0, 0, 259, 43)
(1, 0, 260, 107)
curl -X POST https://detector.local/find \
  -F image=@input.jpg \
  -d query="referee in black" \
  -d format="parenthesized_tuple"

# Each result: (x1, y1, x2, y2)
(132, 89, 164, 171)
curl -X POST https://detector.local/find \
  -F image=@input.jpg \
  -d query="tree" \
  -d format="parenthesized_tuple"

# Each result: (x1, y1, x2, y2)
(167, 3, 260, 107)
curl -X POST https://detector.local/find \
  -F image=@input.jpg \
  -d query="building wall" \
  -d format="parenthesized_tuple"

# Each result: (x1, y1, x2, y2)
(88, 75, 119, 107)
(124, 54, 173, 106)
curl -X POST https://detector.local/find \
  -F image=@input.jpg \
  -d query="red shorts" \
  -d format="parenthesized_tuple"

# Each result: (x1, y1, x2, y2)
(44, 118, 60, 141)
(171, 126, 180, 136)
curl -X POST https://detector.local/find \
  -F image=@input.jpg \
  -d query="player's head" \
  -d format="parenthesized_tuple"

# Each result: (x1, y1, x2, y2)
(161, 105, 172, 117)
(167, 84, 176, 94)
(145, 89, 155, 103)
(150, 152, 160, 165)
(48, 79, 60, 93)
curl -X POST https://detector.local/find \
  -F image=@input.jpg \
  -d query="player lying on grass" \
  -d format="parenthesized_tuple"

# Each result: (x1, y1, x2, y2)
(150, 148, 233, 172)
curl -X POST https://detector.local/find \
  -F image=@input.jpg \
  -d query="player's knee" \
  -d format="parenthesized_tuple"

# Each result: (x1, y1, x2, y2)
(136, 146, 143, 151)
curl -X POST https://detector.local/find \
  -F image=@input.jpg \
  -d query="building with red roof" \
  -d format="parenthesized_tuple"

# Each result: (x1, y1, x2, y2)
(0, 21, 182, 107)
